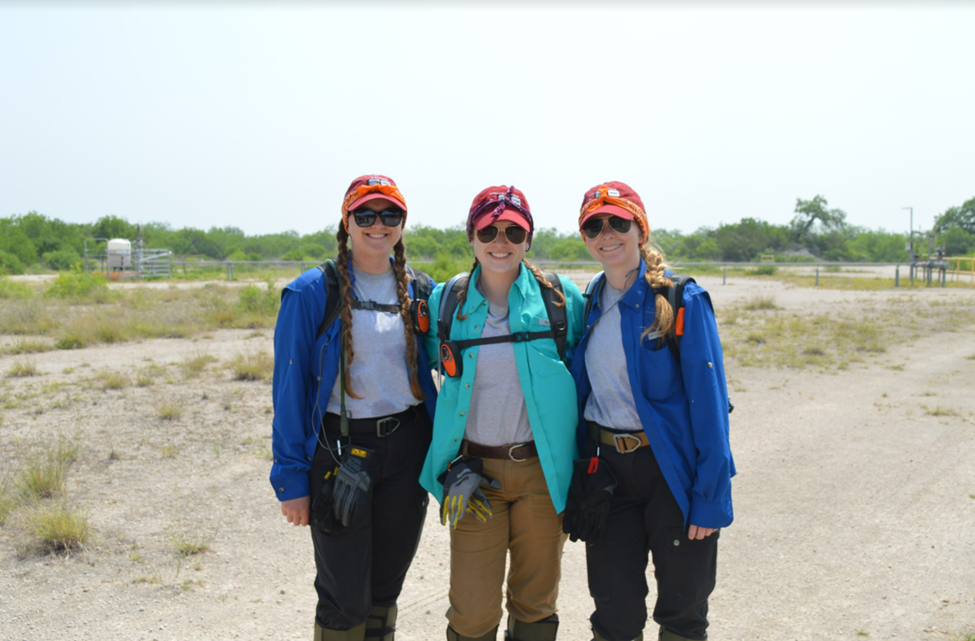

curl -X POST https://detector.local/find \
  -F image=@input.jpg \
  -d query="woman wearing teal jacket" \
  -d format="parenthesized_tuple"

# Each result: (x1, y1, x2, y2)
(418, 186, 584, 641)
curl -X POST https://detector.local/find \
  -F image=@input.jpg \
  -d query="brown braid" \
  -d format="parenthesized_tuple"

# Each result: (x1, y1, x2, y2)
(392, 238, 425, 401)
(522, 260, 566, 307)
(455, 258, 479, 321)
(640, 243, 675, 341)
(335, 226, 362, 399)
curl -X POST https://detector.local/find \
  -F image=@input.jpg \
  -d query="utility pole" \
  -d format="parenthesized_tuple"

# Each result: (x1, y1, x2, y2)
(902, 206, 913, 254)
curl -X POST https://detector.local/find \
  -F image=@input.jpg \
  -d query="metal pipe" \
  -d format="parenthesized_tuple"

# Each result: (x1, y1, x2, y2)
(815, 267, 819, 286)
(895, 265, 899, 287)
(723, 267, 727, 285)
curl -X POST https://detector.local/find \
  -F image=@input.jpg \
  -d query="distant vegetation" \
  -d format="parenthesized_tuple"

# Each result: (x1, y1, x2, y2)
(2, 195, 973, 278)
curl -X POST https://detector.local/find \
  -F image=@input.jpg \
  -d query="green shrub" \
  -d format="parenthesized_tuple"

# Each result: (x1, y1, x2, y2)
(228, 350, 274, 381)
(0, 250, 26, 275)
(45, 265, 109, 299)
(238, 279, 279, 316)
(0, 276, 34, 299)
(24, 502, 91, 553)
(43, 248, 81, 272)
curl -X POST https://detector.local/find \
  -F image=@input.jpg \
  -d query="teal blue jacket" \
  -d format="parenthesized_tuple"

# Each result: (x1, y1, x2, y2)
(419, 264, 586, 513)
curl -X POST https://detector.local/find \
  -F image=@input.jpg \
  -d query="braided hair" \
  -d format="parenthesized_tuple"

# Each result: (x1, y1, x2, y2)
(639, 240, 675, 342)
(334, 226, 424, 401)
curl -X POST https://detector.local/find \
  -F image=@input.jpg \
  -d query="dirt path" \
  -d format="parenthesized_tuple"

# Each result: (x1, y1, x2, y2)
(1, 278, 973, 641)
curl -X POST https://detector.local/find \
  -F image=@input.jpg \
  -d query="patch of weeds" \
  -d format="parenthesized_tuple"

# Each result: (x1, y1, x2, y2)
(854, 629, 869, 637)
(0, 480, 15, 525)
(98, 369, 129, 390)
(920, 390, 937, 397)
(134, 574, 163, 585)
(180, 352, 218, 379)
(170, 521, 211, 558)
(227, 350, 274, 381)
(745, 334, 765, 345)
(743, 296, 781, 311)
(887, 363, 905, 371)
(16, 436, 79, 501)
(254, 446, 273, 461)
(62, 366, 75, 375)
(7, 359, 39, 378)
(157, 401, 183, 421)
(924, 405, 958, 417)
(129, 551, 145, 563)
(967, 355, 975, 360)
(245, 330, 264, 339)
(4, 338, 54, 355)
(23, 501, 91, 553)
(161, 445, 178, 459)
(0, 275, 36, 299)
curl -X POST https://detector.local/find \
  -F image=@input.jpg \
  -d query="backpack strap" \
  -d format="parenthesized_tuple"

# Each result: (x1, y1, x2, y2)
(408, 266, 434, 302)
(658, 273, 695, 363)
(582, 271, 604, 329)
(539, 272, 568, 362)
(317, 259, 341, 340)
(437, 272, 469, 343)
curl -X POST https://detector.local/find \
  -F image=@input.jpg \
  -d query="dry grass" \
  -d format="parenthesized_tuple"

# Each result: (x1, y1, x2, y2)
(23, 501, 91, 553)
(6, 359, 39, 378)
(924, 405, 958, 417)
(743, 295, 781, 311)
(15, 437, 79, 501)
(181, 352, 218, 379)
(0, 480, 15, 525)
(98, 369, 129, 390)
(227, 350, 274, 381)
(156, 401, 184, 421)
(3, 338, 54, 355)
(161, 445, 179, 459)
(170, 523, 211, 557)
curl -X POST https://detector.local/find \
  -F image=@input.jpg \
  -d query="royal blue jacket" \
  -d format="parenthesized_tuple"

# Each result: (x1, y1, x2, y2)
(569, 262, 735, 528)
(270, 262, 438, 502)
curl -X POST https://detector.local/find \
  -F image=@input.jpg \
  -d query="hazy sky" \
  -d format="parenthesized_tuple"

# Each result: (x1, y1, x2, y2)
(1, 4, 973, 237)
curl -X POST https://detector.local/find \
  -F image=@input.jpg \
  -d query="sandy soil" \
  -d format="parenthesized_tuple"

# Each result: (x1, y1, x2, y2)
(1, 275, 973, 641)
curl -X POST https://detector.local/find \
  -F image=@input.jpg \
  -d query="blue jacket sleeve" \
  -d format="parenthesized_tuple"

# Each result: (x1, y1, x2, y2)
(678, 286, 735, 529)
(270, 284, 321, 502)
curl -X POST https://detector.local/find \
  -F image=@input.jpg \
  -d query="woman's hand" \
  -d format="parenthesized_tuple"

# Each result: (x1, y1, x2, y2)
(281, 496, 310, 526)
(687, 524, 717, 540)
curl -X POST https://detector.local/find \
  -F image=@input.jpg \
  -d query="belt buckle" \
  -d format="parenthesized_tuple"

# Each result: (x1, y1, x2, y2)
(508, 443, 529, 462)
(612, 433, 642, 454)
(376, 417, 401, 438)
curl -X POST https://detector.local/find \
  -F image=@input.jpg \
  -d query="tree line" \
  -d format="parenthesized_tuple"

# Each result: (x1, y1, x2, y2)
(2, 195, 973, 275)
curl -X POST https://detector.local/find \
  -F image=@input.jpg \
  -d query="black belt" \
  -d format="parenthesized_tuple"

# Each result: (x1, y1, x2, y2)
(463, 440, 538, 461)
(323, 405, 422, 438)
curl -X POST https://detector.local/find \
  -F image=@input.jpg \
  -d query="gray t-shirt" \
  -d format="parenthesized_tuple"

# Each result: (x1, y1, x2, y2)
(327, 266, 420, 419)
(464, 299, 534, 447)
(583, 280, 643, 431)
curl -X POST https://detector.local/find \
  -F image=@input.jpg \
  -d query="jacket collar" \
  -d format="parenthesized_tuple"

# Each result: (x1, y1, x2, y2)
(596, 258, 647, 311)
(467, 263, 531, 311)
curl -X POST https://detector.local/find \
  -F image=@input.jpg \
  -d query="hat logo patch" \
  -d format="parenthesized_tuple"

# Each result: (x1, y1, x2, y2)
(607, 189, 620, 197)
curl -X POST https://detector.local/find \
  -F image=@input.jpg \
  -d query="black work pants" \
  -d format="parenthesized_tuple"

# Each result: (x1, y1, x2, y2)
(309, 406, 432, 631)
(586, 440, 718, 641)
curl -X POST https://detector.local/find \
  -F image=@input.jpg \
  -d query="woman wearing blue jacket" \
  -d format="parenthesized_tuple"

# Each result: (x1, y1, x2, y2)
(563, 182, 735, 641)
(419, 186, 584, 641)
(271, 175, 438, 641)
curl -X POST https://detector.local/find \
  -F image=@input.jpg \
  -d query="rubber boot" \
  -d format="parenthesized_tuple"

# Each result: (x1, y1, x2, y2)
(591, 626, 643, 641)
(658, 629, 697, 641)
(504, 614, 559, 641)
(314, 621, 367, 641)
(446, 624, 500, 641)
(365, 604, 397, 641)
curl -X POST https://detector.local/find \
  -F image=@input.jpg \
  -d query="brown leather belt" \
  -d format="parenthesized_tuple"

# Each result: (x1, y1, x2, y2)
(463, 440, 538, 462)
(599, 428, 649, 454)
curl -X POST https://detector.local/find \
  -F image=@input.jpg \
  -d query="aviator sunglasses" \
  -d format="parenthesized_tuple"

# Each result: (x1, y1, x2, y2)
(352, 207, 405, 228)
(581, 215, 632, 239)
(475, 224, 528, 245)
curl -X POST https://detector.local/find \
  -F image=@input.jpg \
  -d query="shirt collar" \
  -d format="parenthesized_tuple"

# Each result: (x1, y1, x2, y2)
(467, 263, 531, 311)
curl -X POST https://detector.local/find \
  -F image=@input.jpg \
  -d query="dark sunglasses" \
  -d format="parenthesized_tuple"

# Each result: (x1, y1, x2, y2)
(475, 224, 528, 245)
(352, 207, 404, 228)
(581, 215, 632, 239)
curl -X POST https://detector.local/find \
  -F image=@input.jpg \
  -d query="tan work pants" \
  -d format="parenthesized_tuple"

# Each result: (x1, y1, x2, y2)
(447, 457, 566, 638)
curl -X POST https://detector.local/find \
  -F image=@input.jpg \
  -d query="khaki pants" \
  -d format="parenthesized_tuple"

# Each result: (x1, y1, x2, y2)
(447, 457, 566, 638)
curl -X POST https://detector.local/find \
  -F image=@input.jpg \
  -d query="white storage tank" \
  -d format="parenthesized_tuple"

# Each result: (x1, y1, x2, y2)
(107, 238, 131, 270)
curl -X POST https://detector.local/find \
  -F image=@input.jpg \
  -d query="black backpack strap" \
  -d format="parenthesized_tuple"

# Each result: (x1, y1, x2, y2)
(317, 259, 342, 340)
(437, 273, 469, 343)
(659, 274, 695, 363)
(540, 272, 568, 362)
(408, 266, 434, 302)
(350, 300, 401, 314)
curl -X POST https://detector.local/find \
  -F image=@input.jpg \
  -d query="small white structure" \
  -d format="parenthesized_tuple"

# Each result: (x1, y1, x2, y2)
(107, 238, 132, 271)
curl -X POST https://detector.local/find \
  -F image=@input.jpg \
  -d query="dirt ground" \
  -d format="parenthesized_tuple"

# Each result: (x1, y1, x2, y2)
(1, 274, 973, 641)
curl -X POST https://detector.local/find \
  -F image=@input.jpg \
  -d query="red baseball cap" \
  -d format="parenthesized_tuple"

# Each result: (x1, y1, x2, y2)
(345, 175, 407, 212)
(578, 181, 645, 225)
(468, 186, 532, 232)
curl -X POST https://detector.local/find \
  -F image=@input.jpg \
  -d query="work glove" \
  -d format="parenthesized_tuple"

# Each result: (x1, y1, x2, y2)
(437, 457, 501, 529)
(332, 445, 376, 528)
(562, 456, 617, 543)
(309, 463, 341, 533)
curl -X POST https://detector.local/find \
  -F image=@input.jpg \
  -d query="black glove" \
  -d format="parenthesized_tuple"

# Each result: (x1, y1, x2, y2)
(309, 463, 341, 532)
(563, 456, 617, 543)
(332, 445, 376, 528)
(437, 457, 501, 529)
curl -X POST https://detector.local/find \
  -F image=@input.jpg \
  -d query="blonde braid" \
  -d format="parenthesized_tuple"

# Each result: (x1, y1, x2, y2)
(335, 227, 362, 399)
(455, 258, 479, 321)
(393, 238, 425, 401)
(522, 260, 566, 307)
(640, 243, 675, 342)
